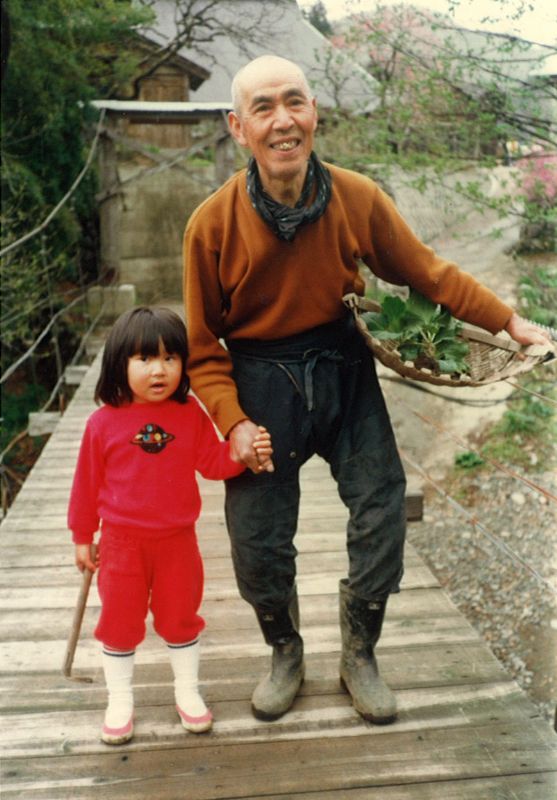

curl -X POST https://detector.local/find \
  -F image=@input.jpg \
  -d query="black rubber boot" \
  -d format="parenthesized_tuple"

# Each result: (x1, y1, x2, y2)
(339, 579, 397, 724)
(251, 592, 305, 721)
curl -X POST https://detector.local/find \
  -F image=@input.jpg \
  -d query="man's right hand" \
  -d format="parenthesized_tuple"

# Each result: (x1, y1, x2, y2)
(229, 419, 275, 473)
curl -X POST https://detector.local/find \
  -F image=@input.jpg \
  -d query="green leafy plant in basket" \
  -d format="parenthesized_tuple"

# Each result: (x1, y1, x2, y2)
(362, 289, 471, 376)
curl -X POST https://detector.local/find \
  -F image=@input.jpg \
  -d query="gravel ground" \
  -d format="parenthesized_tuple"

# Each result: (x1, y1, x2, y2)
(407, 469, 557, 727)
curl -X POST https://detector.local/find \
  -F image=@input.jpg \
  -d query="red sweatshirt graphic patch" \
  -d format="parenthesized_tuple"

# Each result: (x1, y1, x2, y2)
(131, 423, 175, 454)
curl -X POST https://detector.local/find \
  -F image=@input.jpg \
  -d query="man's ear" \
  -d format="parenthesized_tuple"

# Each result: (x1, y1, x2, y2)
(228, 111, 247, 147)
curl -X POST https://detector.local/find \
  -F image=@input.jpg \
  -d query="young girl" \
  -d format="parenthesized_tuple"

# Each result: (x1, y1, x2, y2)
(68, 306, 272, 745)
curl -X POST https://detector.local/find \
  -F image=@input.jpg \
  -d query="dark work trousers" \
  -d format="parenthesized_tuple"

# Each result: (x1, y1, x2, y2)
(224, 314, 407, 615)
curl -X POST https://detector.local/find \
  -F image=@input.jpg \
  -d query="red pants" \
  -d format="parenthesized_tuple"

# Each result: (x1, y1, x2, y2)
(95, 525, 205, 651)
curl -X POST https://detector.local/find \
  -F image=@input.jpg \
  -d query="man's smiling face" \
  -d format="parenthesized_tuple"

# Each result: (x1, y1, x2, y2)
(228, 57, 318, 201)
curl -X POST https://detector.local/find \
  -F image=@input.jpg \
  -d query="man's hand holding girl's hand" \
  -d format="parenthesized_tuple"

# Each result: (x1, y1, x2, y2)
(229, 419, 274, 473)
(253, 426, 274, 472)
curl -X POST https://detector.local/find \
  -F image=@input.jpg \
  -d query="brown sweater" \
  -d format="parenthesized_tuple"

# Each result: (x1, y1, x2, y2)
(184, 162, 513, 436)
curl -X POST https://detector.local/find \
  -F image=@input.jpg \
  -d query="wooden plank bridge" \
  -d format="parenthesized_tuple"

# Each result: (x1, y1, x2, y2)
(1, 350, 555, 799)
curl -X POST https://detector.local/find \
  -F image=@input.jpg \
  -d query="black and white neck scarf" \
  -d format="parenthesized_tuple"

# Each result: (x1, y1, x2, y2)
(246, 152, 332, 242)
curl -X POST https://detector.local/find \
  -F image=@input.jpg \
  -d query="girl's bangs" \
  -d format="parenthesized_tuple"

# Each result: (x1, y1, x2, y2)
(129, 310, 186, 357)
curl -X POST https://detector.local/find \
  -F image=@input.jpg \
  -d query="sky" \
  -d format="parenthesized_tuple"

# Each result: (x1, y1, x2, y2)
(299, 0, 557, 47)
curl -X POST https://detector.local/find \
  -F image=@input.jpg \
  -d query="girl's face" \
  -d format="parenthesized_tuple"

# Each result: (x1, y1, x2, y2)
(127, 342, 183, 404)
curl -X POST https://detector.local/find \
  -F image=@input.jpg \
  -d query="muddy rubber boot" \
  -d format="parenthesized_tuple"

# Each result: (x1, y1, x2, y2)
(251, 593, 305, 721)
(339, 579, 397, 724)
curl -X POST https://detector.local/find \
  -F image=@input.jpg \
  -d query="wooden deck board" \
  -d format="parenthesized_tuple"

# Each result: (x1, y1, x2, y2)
(1, 352, 554, 799)
(0, 642, 515, 715)
(1, 721, 555, 799)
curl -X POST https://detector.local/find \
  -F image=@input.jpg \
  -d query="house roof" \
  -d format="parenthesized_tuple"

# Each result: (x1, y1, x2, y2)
(91, 100, 231, 120)
(333, 9, 555, 135)
(335, 10, 550, 90)
(144, 0, 379, 112)
(134, 37, 210, 90)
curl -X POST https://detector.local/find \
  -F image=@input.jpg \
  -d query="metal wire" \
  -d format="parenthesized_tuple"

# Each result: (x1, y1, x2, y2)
(386, 391, 557, 504)
(0, 109, 106, 258)
(1, 294, 87, 384)
(504, 378, 557, 408)
(0, 298, 107, 464)
(400, 447, 556, 596)
(379, 371, 557, 410)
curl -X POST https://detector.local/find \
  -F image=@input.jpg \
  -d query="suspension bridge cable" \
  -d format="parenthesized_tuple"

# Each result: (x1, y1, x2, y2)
(379, 373, 557, 410)
(1, 293, 87, 384)
(504, 378, 557, 408)
(0, 298, 108, 464)
(0, 109, 106, 259)
(387, 392, 557, 503)
(1, 268, 113, 328)
(400, 447, 556, 596)
(379, 373, 512, 406)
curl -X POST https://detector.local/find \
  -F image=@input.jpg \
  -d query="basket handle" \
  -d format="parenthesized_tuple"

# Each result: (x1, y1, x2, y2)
(343, 293, 382, 314)
(460, 325, 521, 353)
(461, 324, 555, 358)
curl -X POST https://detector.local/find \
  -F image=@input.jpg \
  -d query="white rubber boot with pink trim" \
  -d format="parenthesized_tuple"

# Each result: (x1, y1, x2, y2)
(167, 640, 213, 733)
(101, 648, 135, 745)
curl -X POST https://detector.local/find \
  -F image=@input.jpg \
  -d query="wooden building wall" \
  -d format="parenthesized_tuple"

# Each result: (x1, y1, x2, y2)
(125, 64, 193, 149)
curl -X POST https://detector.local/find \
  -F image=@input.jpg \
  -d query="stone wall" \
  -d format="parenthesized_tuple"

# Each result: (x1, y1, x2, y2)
(114, 152, 491, 303)
(117, 158, 214, 303)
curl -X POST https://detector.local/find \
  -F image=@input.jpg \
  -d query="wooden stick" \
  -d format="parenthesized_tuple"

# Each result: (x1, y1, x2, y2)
(62, 566, 94, 683)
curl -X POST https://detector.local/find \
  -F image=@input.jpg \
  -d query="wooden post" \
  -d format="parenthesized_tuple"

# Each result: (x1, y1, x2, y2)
(215, 116, 235, 186)
(98, 125, 120, 279)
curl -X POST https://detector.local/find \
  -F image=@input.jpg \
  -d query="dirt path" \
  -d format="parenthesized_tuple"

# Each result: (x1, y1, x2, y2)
(381, 171, 556, 724)
(382, 167, 522, 477)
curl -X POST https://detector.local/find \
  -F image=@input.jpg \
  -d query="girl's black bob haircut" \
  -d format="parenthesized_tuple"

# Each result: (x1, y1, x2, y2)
(95, 306, 190, 406)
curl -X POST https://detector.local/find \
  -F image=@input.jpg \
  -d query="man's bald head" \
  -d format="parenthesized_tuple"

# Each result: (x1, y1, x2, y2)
(231, 55, 313, 116)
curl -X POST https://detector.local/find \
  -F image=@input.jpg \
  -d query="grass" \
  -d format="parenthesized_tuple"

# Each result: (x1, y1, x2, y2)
(478, 379, 556, 470)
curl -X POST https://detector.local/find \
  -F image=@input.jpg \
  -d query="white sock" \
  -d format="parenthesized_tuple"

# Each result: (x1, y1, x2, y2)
(167, 640, 208, 718)
(102, 648, 134, 728)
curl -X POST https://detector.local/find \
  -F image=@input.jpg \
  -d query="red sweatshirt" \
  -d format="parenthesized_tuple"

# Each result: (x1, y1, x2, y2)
(68, 396, 245, 544)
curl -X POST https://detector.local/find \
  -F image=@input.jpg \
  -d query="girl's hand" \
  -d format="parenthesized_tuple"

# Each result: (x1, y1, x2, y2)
(75, 543, 99, 574)
(253, 426, 274, 473)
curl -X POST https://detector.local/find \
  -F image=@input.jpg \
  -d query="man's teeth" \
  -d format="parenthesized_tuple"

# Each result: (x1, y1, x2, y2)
(274, 141, 297, 150)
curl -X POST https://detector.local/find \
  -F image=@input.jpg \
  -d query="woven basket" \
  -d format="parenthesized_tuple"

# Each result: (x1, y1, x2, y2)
(343, 293, 555, 387)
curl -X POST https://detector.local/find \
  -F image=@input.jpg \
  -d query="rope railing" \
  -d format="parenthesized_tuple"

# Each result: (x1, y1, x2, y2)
(1, 109, 108, 477)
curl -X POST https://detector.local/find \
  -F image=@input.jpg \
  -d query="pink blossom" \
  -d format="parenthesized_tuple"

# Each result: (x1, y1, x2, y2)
(517, 153, 557, 206)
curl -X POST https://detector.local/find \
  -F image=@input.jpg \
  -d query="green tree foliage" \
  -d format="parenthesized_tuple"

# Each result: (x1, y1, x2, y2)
(1, 0, 152, 368)
(315, 3, 556, 244)
(2, 0, 151, 209)
(331, 3, 555, 162)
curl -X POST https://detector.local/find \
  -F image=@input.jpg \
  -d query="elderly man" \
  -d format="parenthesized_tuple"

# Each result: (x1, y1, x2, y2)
(183, 55, 549, 724)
